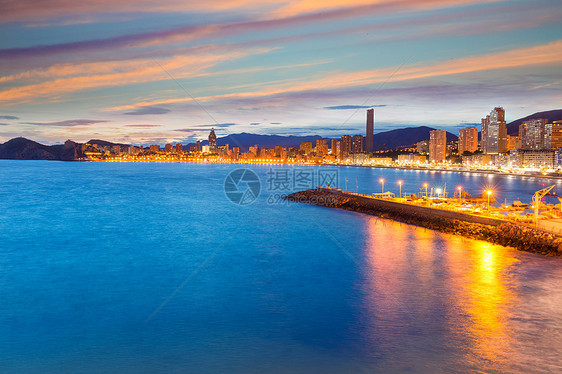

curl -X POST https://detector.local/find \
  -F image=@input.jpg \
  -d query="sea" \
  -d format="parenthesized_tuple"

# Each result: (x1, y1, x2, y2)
(1, 160, 561, 373)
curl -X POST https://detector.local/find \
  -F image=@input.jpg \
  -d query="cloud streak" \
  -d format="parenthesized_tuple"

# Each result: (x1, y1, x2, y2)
(113, 39, 562, 110)
(23, 119, 108, 127)
(124, 106, 171, 115)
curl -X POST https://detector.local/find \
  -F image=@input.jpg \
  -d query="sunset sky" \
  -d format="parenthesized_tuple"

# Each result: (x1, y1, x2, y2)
(0, 0, 561, 145)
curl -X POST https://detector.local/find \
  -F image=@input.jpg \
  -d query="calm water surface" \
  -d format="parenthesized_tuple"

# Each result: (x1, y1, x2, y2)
(0, 161, 561, 373)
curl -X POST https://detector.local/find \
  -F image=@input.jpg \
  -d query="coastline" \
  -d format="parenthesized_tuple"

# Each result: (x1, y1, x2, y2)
(285, 188, 562, 257)
(82, 158, 562, 180)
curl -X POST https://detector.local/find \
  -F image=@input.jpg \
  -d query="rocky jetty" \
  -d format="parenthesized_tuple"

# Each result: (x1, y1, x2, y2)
(285, 188, 562, 256)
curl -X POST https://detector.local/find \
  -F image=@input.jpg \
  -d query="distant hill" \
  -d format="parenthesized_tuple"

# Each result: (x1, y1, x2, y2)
(191, 132, 323, 152)
(507, 109, 562, 136)
(87, 139, 129, 149)
(374, 126, 457, 150)
(0, 137, 80, 161)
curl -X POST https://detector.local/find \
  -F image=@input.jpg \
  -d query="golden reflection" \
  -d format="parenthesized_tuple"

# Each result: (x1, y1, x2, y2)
(457, 241, 518, 366)
(361, 218, 520, 370)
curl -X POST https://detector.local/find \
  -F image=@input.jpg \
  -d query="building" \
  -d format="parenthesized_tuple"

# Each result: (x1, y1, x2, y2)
(339, 135, 351, 160)
(208, 128, 217, 152)
(175, 143, 183, 153)
(506, 135, 520, 151)
(429, 130, 447, 163)
(300, 141, 313, 155)
(520, 150, 554, 169)
(365, 108, 374, 152)
(196, 140, 201, 152)
(521, 118, 547, 150)
(164, 143, 173, 153)
(481, 107, 507, 154)
(315, 139, 328, 156)
(149, 144, 160, 153)
(458, 127, 478, 155)
(331, 138, 338, 155)
(352, 135, 363, 153)
(397, 154, 427, 164)
(112, 145, 121, 154)
(544, 121, 562, 149)
(416, 140, 429, 155)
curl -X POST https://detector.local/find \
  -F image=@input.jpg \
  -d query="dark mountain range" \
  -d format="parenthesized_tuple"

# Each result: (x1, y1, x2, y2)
(373, 126, 457, 150)
(0, 137, 80, 161)
(506, 109, 562, 136)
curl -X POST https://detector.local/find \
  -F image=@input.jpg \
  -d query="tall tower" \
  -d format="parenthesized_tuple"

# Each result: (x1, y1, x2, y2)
(366, 109, 374, 152)
(208, 128, 217, 152)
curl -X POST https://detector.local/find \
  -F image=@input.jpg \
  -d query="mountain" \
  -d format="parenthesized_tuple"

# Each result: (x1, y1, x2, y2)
(374, 126, 457, 150)
(87, 139, 129, 149)
(507, 109, 562, 136)
(0, 137, 80, 161)
(191, 132, 323, 152)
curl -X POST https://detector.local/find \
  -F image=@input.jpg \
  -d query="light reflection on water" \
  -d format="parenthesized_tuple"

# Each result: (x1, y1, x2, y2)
(360, 217, 561, 373)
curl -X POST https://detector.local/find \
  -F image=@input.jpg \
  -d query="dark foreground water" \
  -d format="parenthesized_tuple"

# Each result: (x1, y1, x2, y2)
(0, 161, 561, 373)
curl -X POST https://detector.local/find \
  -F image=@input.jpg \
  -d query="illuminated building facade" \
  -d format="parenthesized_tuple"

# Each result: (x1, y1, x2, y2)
(429, 130, 447, 162)
(481, 107, 507, 154)
(208, 128, 217, 152)
(340, 135, 351, 160)
(458, 127, 478, 154)
(352, 135, 363, 153)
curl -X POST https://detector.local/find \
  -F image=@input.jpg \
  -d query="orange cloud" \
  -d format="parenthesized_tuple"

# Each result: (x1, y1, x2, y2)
(0, 49, 272, 104)
(111, 39, 562, 110)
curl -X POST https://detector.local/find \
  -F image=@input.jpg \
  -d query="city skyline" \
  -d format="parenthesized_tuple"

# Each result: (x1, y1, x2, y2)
(0, 0, 561, 145)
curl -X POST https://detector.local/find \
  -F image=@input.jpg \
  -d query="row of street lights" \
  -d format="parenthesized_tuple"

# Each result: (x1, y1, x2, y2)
(378, 178, 493, 206)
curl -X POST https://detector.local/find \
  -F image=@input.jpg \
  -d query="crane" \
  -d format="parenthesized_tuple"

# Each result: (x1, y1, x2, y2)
(533, 185, 556, 225)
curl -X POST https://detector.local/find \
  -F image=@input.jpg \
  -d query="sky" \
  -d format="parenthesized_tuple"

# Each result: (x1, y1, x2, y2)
(0, 0, 561, 145)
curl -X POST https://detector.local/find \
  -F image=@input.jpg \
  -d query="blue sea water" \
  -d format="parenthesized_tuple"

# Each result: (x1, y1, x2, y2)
(0, 160, 561, 373)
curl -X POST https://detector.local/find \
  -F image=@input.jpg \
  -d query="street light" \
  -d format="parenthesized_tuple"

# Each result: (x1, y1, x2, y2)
(423, 183, 428, 198)
(379, 178, 385, 194)
(486, 189, 492, 208)
(457, 186, 462, 203)
(398, 180, 403, 198)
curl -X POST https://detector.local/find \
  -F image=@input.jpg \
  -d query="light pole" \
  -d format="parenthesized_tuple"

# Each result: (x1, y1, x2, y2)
(398, 180, 403, 198)
(424, 183, 428, 198)
(487, 189, 492, 212)
(457, 186, 462, 204)
(379, 178, 385, 194)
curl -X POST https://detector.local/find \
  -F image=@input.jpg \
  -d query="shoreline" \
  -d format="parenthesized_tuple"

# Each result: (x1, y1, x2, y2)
(285, 188, 562, 257)
(85, 158, 562, 180)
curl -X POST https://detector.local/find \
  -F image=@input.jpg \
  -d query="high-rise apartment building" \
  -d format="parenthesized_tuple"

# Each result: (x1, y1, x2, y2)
(481, 107, 507, 154)
(315, 139, 328, 156)
(340, 135, 351, 160)
(547, 121, 562, 149)
(331, 138, 338, 155)
(429, 130, 447, 162)
(521, 118, 547, 150)
(208, 128, 217, 152)
(300, 141, 313, 154)
(352, 135, 363, 154)
(365, 109, 374, 152)
(196, 140, 201, 152)
(175, 143, 183, 153)
(458, 127, 478, 155)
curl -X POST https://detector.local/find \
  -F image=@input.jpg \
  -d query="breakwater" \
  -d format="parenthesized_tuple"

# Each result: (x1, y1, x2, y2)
(285, 188, 562, 256)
